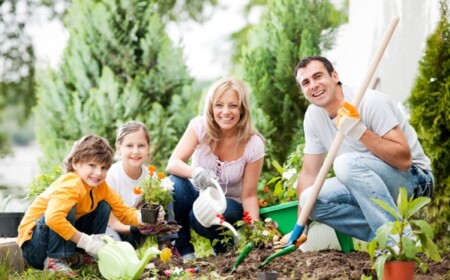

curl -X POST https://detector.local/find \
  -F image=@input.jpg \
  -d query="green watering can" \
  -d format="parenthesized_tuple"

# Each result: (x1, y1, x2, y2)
(97, 235, 160, 280)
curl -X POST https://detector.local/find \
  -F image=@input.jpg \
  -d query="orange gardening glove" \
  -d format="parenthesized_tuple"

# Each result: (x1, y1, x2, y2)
(336, 101, 367, 140)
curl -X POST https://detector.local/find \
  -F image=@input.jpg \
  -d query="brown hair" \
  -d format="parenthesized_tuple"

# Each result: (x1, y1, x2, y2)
(294, 56, 342, 89)
(115, 121, 151, 146)
(64, 135, 114, 173)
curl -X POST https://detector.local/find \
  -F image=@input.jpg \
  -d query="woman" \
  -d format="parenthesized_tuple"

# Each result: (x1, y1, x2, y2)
(166, 77, 265, 260)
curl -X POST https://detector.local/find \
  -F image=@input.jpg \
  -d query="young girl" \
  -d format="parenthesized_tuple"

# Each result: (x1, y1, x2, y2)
(106, 121, 177, 249)
(17, 135, 163, 277)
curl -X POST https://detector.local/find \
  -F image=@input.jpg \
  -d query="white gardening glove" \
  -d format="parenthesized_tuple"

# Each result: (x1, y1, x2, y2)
(191, 167, 218, 190)
(336, 101, 367, 140)
(76, 233, 105, 257)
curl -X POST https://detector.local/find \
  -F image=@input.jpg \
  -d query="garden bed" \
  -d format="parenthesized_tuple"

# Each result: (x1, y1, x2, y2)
(141, 249, 449, 279)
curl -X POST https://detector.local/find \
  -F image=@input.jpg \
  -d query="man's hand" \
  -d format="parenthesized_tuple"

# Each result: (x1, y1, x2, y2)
(191, 167, 218, 190)
(282, 224, 305, 248)
(76, 233, 105, 257)
(337, 101, 367, 140)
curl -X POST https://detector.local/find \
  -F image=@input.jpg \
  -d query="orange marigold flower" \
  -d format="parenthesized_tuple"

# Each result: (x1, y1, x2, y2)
(133, 187, 143, 195)
(148, 165, 157, 176)
(263, 186, 270, 193)
(157, 172, 165, 179)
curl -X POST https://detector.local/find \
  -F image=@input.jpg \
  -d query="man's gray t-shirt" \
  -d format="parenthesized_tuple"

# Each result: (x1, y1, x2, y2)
(303, 85, 431, 171)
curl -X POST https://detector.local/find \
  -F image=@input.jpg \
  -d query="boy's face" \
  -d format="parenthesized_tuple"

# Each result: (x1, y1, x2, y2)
(73, 160, 109, 187)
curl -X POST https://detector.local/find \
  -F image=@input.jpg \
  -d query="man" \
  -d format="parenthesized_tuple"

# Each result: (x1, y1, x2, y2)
(285, 56, 434, 246)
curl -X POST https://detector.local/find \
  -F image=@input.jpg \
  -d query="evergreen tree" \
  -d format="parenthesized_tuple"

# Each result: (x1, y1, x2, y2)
(407, 0, 450, 248)
(241, 0, 341, 165)
(35, 0, 194, 171)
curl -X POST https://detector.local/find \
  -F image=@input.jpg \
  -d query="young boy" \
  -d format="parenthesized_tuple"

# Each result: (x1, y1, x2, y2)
(17, 135, 164, 277)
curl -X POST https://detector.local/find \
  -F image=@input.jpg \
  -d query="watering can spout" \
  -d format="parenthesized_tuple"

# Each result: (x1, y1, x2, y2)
(131, 246, 160, 279)
(192, 179, 240, 245)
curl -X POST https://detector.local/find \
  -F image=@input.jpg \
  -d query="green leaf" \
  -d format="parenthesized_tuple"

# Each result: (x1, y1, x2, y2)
(402, 237, 417, 260)
(272, 160, 284, 175)
(373, 254, 390, 280)
(404, 197, 430, 220)
(423, 235, 442, 261)
(371, 198, 401, 220)
(397, 187, 409, 217)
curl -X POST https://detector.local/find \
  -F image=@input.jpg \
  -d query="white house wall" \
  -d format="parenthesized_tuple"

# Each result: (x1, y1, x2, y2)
(326, 0, 440, 103)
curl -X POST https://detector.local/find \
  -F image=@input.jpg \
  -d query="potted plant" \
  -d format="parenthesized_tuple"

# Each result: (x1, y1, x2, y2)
(133, 165, 174, 224)
(368, 187, 441, 280)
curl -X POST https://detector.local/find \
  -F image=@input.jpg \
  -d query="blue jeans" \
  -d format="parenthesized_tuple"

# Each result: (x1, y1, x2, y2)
(21, 201, 111, 269)
(170, 175, 243, 256)
(299, 153, 434, 242)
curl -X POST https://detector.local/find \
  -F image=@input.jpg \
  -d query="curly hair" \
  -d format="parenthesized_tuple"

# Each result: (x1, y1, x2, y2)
(63, 135, 113, 173)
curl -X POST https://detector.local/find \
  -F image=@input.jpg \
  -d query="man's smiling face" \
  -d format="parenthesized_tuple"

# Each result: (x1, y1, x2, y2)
(296, 60, 341, 112)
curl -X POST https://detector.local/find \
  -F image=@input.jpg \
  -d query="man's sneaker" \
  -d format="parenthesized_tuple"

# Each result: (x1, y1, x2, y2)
(68, 253, 98, 269)
(44, 257, 78, 278)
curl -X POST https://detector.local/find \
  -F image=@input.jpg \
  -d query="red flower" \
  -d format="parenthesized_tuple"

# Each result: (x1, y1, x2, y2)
(216, 213, 225, 225)
(242, 212, 252, 225)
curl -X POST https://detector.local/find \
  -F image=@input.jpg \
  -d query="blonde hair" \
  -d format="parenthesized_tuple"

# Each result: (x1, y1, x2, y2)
(64, 135, 114, 173)
(202, 77, 257, 151)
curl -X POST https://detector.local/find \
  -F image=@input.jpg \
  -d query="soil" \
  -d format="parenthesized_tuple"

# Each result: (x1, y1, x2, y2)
(142, 249, 450, 279)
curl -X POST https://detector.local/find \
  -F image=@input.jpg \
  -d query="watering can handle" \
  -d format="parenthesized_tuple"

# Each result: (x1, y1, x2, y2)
(101, 235, 115, 244)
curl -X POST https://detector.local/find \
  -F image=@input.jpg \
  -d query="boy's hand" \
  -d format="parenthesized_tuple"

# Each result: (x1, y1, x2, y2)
(337, 101, 367, 140)
(77, 233, 105, 257)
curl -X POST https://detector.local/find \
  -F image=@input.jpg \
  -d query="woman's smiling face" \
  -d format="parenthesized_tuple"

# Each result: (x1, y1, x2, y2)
(213, 89, 242, 132)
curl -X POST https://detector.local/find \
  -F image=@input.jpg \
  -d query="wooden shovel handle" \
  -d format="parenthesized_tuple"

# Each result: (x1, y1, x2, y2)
(297, 17, 400, 226)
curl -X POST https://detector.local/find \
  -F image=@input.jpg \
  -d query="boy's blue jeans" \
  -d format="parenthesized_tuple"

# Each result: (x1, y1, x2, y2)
(170, 175, 243, 257)
(21, 201, 111, 269)
(299, 153, 434, 242)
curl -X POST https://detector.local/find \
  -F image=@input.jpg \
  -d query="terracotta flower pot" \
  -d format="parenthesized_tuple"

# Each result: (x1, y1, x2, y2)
(383, 261, 415, 280)
(140, 204, 161, 224)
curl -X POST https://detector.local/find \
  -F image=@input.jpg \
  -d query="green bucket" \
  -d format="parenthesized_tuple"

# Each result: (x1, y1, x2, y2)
(259, 200, 299, 235)
(260, 201, 354, 253)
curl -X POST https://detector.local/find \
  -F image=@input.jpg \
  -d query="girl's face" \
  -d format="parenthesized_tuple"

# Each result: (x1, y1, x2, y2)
(117, 129, 150, 171)
(213, 89, 242, 132)
(73, 160, 108, 187)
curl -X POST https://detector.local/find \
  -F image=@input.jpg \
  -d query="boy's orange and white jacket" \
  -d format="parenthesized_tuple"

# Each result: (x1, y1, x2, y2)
(17, 172, 138, 247)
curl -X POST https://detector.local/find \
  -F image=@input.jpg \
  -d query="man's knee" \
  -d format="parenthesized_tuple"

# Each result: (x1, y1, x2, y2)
(333, 153, 359, 183)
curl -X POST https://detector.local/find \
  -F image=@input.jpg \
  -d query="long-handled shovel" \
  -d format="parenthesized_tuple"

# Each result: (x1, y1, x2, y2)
(260, 16, 400, 267)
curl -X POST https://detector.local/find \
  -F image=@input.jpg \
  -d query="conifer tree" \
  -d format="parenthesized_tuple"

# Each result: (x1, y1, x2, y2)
(241, 0, 342, 164)
(35, 0, 194, 170)
(407, 0, 450, 248)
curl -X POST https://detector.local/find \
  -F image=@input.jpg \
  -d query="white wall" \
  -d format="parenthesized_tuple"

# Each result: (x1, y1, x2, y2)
(325, 0, 440, 103)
